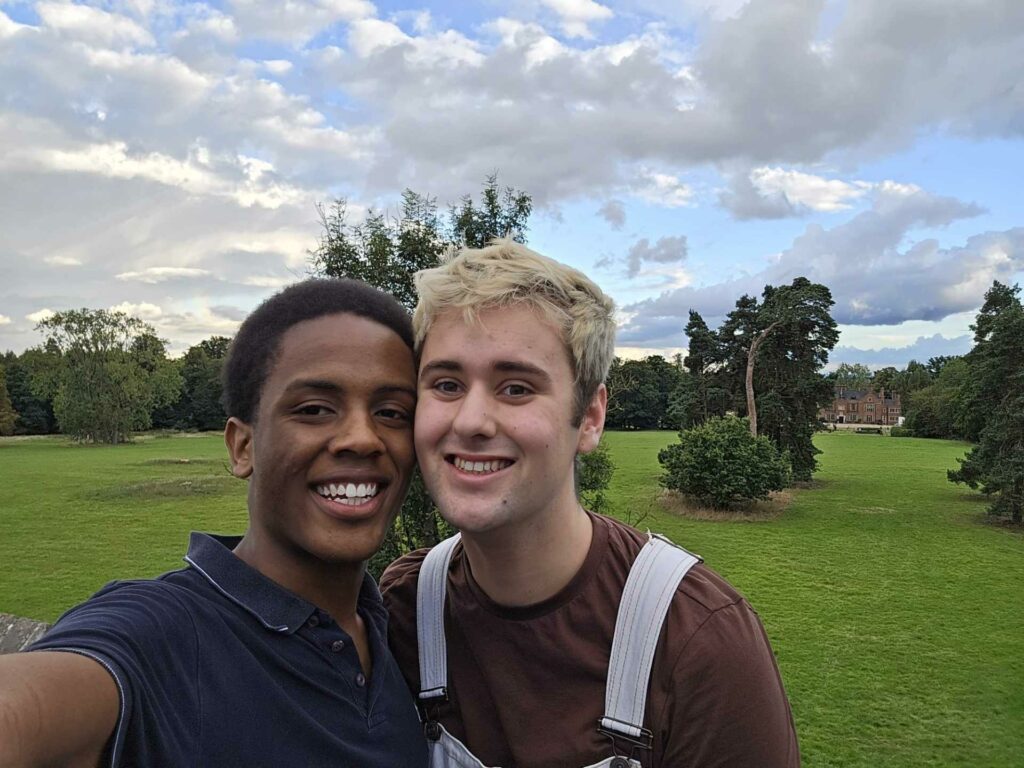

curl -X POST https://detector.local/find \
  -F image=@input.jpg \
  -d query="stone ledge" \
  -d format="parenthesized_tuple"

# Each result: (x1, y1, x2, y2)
(0, 612, 50, 654)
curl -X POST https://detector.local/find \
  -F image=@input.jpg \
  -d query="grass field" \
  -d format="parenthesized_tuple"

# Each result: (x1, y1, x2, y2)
(2, 430, 1022, 766)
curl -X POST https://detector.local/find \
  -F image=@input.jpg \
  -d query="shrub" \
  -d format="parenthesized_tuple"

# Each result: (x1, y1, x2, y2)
(578, 436, 615, 515)
(658, 415, 790, 509)
(889, 426, 914, 438)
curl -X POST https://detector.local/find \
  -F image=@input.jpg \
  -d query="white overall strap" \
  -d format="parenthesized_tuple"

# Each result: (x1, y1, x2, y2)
(600, 534, 701, 745)
(417, 533, 462, 702)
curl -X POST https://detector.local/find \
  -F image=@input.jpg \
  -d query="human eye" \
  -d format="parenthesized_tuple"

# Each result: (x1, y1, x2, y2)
(500, 382, 534, 398)
(432, 379, 462, 396)
(293, 403, 333, 418)
(376, 405, 412, 424)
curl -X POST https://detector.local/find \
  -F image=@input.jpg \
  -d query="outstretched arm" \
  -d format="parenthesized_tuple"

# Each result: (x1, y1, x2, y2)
(0, 651, 118, 768)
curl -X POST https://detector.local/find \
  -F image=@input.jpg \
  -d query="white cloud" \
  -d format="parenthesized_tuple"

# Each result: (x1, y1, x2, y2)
(0, 9, 30, 38)
(262, 59, 293, 74)
(116, 267, 212, 283)
(749, 168, 873, 212)
(228, 0, 376, 45)
(26, 309, 55, 324)
(632, 169, 694, 208)
(109, 301, 163, 319)
(44, 255, 83, 266)
(539, 0, 613, 39)
(0, 314, 11, 325)
(37, 2, 155, 48)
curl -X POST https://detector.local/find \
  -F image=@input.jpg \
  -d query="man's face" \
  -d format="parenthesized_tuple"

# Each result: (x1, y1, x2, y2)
(415, 304, 605, 536)
(227, 312, 416, 568)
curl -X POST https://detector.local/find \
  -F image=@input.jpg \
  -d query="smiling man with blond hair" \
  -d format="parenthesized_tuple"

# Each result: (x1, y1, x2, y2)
(381, 239, 799, 768)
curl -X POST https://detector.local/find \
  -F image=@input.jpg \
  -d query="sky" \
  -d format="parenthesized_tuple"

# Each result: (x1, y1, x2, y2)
(2, 0, 1022, 367)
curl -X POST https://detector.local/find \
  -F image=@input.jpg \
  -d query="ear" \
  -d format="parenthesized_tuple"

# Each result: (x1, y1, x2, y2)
(576, 383, 607, 455)
(224, 417, 254, 479)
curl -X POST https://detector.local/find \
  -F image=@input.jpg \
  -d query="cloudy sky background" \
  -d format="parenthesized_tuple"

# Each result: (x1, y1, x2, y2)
(2, 0, 1022, 366)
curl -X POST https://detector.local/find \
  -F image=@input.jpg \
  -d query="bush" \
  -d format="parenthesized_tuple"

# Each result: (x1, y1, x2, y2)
(577, 436, 615, 515)
(890, 426, 914, 438)
(658, 415, 790, 509)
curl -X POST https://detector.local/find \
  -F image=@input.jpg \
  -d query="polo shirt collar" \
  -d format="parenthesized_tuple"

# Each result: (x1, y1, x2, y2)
(183, 532, 385, 635)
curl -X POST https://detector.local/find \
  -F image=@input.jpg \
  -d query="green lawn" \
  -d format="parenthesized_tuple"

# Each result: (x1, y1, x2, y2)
(603, 430, 1024, 768)
(1, 430, 1022, 766)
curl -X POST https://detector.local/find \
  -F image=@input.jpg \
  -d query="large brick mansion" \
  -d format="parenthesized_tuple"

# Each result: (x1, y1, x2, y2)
(819, 387, 903, 426)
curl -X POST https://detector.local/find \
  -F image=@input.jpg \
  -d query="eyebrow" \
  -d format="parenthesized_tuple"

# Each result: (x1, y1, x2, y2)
(284, 379, 416, 399)
(419, 359, 551, 384)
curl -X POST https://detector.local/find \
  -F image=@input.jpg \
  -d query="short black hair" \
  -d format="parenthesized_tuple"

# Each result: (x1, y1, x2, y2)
(222, 278, 414, 422)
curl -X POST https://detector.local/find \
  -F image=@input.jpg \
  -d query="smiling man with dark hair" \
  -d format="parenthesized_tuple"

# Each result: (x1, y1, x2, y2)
(0, 279, 428, 768)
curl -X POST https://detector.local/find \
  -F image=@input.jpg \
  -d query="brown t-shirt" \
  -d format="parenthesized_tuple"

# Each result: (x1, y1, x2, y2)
(380, 513, 800, 767)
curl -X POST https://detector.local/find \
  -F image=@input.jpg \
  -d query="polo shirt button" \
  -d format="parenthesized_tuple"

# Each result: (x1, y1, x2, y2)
(306, 615, 320, 628)
(330, 639, 345, 653)
(355, 673, 366, 688)
(610, 759, 630, 768)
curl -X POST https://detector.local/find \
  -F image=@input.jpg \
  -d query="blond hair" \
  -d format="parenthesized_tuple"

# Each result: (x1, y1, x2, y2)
(413, 239, 616, 423)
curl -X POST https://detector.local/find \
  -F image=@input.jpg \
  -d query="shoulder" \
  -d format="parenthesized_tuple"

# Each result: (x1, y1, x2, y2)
(380, 547, 430, 607)
(30, 576, 201, 662)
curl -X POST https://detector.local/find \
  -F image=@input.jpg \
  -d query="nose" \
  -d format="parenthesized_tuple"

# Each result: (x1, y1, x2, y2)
(451, 385, 497, 440)
(328, 409, 387, 457)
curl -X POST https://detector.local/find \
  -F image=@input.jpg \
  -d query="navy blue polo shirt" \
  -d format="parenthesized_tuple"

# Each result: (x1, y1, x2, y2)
(30, 533, 428, 768)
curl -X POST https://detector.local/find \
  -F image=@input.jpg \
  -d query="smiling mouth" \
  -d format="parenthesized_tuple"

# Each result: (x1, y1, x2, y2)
(447, 456, 514, 475)
(314, 482, 381, 506)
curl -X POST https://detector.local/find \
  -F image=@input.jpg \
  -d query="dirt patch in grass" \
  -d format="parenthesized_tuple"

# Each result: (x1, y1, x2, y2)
(658, 488, 794, 522)
(87, 476, 240, 500)
(980, 515, 1024, 534)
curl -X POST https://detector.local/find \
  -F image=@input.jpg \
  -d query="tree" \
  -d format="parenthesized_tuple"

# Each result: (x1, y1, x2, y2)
(0, 364, 16, 435)
(833, 362, 873, 391)
(658, 415, 790, 509)
(449, 173, 533, 248)
(718, 278, 838, 480)
(948, 287, 1024, 522)
(903, 357, 968, 439)
(311, 177, 545, 564)
(605, 355, 683, 430)
(174, 336, 231, 430)
(310, 177, 533, 313)
(34, 309, 182, 443)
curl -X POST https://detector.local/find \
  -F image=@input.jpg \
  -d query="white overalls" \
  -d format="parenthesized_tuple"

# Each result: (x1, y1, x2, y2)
(415, 532, 701, 768)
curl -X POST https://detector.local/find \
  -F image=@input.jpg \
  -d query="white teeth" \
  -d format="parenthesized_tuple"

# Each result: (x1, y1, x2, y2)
(315, 482, 380, 502)
(453, 457, 511, 474)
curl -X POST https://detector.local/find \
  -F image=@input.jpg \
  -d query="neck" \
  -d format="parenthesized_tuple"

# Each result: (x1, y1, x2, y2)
(232, 532, 365, 624)
(460, 496, 593, 607)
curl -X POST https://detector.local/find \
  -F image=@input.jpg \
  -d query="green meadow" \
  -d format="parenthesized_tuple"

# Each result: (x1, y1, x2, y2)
(1, 431, 1022, 767)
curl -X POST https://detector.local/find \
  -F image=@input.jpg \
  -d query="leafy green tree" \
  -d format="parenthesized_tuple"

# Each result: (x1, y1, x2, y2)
(658, 415, 790, 509)
(0, 364, 17, 435)
(725, 278, 839, 480)
(833, 362, 873, 391)
(175, 336, 231, 430)
(957, 282, 1023, 442)
(871, 366, 900, 394)
(0, 351, 56, 434)
(449, 173, 533, 248)
(948, 289, 1024, 522)
(903, 357, 968, 439)
(679, 310, 727, 426)
(34, 309, 182, 443)
(893, 360, 933, 411)
(605, 355, 683, 430)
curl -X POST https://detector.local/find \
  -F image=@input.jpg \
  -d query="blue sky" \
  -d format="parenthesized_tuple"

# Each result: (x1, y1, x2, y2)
(1, 0, 1022, 367)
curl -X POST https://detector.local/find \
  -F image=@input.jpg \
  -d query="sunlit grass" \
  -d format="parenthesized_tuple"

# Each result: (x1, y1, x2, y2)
(1, 430, 1021, 766)
(603, 430, 1024, 768)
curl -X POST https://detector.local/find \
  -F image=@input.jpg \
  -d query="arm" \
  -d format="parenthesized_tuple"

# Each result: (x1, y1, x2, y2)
(0, 651, 119, 768)
(660, 601, 800, 768)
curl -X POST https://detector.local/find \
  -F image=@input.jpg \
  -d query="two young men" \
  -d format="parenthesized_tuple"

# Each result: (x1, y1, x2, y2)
(1, 241, 798, 767)
(0, 281, 429, 767)
(382, 240, 799, 767)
